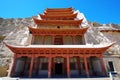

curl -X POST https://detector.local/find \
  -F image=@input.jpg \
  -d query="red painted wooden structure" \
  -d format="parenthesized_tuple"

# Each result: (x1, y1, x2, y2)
(4, 7, 114, 78)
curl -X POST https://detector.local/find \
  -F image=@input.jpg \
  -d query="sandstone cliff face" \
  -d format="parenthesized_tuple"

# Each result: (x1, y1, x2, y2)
(90, 22, 120, 55)
(90, 22, 120, 29)
(0, 17, 33, 67)
(0, 17, 34, 77)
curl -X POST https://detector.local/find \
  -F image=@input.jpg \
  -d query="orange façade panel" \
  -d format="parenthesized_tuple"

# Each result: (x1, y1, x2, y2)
(45, 7, 73, 12)
(33, 17, 83, 26)
(4, 42, 114, 56)
(39, 13, 77, 19)
(46, 7, 73, 10)
(28, 27, 88, 35)
(44, 11, 74, 15)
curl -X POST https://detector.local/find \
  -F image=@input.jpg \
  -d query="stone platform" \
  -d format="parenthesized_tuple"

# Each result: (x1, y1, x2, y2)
(0, 77, 111, 80)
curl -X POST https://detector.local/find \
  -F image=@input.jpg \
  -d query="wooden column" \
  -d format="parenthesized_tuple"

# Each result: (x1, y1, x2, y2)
(29, 56, 34, 77)
(100, 57, 107, 76)
(84, 57, 89, 77)
(67, 56, 70, 78)
(10, 54, 17, 77)
(48, 57, 52, 78)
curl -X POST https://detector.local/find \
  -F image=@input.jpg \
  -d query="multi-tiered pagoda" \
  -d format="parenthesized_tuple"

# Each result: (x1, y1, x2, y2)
(5, 7, 113, 78)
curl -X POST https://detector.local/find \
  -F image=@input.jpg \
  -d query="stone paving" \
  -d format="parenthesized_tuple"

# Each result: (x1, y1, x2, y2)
(0, 77, 111, 80)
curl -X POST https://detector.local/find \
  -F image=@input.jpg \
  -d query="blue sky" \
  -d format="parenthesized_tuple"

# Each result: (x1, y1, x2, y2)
(0, 0, 120, 24)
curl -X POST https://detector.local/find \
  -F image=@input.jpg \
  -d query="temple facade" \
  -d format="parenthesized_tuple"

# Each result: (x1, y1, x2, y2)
(5, 8, 114, 78)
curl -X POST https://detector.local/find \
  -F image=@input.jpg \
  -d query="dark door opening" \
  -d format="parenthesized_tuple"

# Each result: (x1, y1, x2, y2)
(108, 61, 114, 71)
(55, 63, 63, 75)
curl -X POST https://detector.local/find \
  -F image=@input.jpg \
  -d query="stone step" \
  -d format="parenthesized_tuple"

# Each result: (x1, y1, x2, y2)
(1, 77, 110, 80)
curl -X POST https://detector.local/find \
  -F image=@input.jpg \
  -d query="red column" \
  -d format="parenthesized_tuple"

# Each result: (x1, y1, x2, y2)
(67, 56, 70, 77)
(10, 54, 17, 77)
(48, 57, 52, 78)
(84, 57, 89, 77)
(29, 56, 34, 77)
(100, 57, 107, 76)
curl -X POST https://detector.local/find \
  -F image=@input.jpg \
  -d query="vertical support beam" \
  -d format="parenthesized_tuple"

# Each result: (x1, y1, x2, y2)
(42, 35, 45, 44)
(100, 57, 107, 76)
(48, 57, 52, 78)
(29, 56, 34, 77)
(84, 56, 89, 77)
(72, 35, 75, 44)
(67, 56, 70, 78)
(10, 54, 17, 77)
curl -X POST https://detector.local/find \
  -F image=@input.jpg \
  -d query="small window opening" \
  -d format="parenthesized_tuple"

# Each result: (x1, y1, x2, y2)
(57, 26, 60, 29)
(108, 61, 114, 71)
(29, 31, 32, 34)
